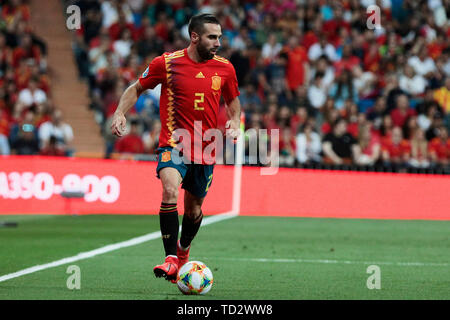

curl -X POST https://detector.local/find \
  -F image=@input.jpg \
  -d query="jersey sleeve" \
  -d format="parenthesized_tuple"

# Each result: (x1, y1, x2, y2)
(138, 55, 166, 90)
(222, 63, 240, 104)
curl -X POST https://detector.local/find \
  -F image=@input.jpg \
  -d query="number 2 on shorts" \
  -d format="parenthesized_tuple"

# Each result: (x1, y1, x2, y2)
(205, 174, 213, 192)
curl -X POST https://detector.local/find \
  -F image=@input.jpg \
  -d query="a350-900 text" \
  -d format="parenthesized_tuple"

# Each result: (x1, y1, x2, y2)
(0, 172, 120, 203)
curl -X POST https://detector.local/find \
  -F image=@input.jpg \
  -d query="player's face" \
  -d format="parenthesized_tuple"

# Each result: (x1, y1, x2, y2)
(197, 23, 222, 60)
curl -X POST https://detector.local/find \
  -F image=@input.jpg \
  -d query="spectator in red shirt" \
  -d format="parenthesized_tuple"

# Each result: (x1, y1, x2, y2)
(262, 103, 278, 132)
(40, 135, 65, 157)
(12, 33, 41, 68)
(409, 127, 430, 168)
(302, 16, 321, 50)
(428, 125, 450, 166)
(0, 33, 12, 68)
(290, 106, 308, 135)
(334, 43, 360, 76)
(14, 59, 32, 91)
(355, 122, 381, 166)
(279, 127, 296, 167)
(320, 99, 339, 135)
(153, 12, 172, 42)
(402, 115, 419, 140)
(108, 10, 136, 41)
(341, 99, 360, 138)
(276, 105, 292, 129)
(1, 0, 31, 24)
(363, 42, 381, 74)
(427, 33, 445, 61)
(322, 4, 350, 45)
(0, 95, 12, 136)
(114, 119, 144, 154)
(379, 114, 394, 145)
(390, 94, 417, 127)
(284, 36, 309, 95)
(381, 126, 411, 167)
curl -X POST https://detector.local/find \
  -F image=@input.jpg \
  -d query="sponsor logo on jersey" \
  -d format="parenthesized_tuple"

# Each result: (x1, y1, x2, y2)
(196, 72, 205, 79)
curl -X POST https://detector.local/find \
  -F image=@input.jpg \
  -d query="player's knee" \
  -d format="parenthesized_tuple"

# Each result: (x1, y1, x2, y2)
(162, 185, 179, 202)
(185, 209, 202, 221)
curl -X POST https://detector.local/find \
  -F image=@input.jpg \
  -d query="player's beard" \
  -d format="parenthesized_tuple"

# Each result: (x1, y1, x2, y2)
(197, 40, 217, 61)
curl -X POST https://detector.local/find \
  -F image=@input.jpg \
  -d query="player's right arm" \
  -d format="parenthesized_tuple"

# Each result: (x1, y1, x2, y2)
(111, 55, 166, 137)
(110, 81, 145, 137)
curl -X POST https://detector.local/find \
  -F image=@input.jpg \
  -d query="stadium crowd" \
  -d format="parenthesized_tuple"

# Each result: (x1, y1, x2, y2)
(2, 0, 450, 173)
(0, 0, 75, 156)
(69, 0, 450, 171)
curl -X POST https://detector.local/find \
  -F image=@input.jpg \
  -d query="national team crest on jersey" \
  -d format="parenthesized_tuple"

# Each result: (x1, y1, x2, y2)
(142, 66, 149, 78)
(211, 75, 221, 91)
(161, 150, 171, 162)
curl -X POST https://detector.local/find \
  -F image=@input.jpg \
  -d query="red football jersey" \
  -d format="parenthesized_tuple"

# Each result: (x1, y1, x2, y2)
(114, 134, 144, 154)
(428, 137, 450, 161)
(138, 48, 240, 164)
(382, 139, 411, 161)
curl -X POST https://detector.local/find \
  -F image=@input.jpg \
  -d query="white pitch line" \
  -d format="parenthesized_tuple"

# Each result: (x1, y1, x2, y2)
(202, 257, 450, 267)
(0, 210, 238, 283)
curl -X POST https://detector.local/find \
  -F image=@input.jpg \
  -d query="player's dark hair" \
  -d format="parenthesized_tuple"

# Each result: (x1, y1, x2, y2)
(188, 13, 220, 37)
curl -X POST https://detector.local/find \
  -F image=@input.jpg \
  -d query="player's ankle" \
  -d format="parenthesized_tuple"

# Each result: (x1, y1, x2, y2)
(166, 254, 178, 260)
(178, 240, 190, 252)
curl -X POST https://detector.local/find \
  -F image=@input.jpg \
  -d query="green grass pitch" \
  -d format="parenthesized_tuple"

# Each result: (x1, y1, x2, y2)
(0, 215, 449, 300)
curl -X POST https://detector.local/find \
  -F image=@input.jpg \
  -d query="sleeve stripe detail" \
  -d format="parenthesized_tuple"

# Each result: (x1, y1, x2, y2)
(213, 56, 229, 64)
(164, 57, 177, 147)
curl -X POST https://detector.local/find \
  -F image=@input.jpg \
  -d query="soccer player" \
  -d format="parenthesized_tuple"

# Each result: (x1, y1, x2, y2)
(110, 14, 241, 282)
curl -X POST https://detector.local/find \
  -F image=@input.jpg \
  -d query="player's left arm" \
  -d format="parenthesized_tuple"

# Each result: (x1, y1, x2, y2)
(225, 96, 242, 140)
(223, 63, 241, 139)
